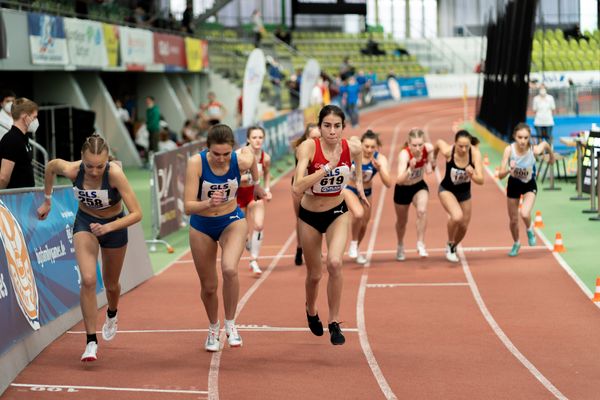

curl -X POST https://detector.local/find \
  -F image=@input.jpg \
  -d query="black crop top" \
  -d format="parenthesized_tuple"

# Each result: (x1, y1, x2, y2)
(72, 162, 122, 210)
(440, 146, 473, 193)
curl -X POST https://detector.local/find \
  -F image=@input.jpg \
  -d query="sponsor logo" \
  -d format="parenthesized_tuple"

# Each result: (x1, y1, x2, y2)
(0, 273, 8, 299)
(0, 201, 40, 330)
(35, 241, 67, 267)
(321, 185, 341, 193)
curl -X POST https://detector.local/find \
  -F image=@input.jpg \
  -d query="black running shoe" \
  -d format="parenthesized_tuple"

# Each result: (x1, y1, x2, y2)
(294, 247, 303, 266)
(328, 322, 345, 345)
(306, 310, 324, 336)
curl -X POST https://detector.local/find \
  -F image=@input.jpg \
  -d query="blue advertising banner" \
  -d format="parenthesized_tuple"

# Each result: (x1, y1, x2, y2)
(263, 114, 291, 162)
(398, 76, 428, 98)
(27, 12, 69, 65)
(0, 188, 102, 356)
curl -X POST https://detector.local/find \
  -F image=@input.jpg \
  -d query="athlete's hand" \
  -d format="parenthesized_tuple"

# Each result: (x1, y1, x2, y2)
(37, 202, 51, 220)
(408, 157, 417, 169)
(371, 156, 381, 169)
(90, 222, 112, 237)
(465, 165, 475, 177)
(509, 160, 516, 171)
(254, 185, 268, 200)
(359, 190, 370, 208)
(208, 190, 227, 207)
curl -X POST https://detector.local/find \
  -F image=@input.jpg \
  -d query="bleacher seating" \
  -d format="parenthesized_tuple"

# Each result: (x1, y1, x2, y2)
(531, 28, 600, 72)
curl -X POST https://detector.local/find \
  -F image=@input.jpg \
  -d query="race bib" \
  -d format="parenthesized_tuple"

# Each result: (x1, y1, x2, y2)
(511, 167, 533, 182)
(200, 179, 239, 201)
(74, 188, 111, 209)
(450, 168, 471, 185)
(408, 167, 424, 181)
(312, 165, 350, 195)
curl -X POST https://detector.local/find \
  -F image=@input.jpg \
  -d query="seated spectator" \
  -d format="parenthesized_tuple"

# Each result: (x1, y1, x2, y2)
(393, 47, 410, 57)
(199, 92, 227, 126)
(181, 119, 199, 143)
(158, 130, 178, 152)
(361, 35, 386, 56)
(339, 57, 355, 81)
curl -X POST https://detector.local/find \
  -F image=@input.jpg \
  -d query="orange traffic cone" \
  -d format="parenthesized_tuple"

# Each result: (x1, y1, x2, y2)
(553, 232, 566, 253)
(533, 211, 544, 228)
(592, 278, 600, 302)
(483, 153, 490, 166)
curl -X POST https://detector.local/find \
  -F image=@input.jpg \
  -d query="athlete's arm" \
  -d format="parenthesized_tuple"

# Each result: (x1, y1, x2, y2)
(89, 163, 143, 236)
(533, 141, 554, 163)
(375, 154, 392, 188)
(497, 145, 512, 180)
(263, 153, 272, 200)
(349, 138, 369, 207)
(434, 139, 451, 162)
(37, 159, 80, 220)
(292, 139, 329, 196)
(470, 147, 485, 185)
(396, 149, 411, 184)
(0, 159, 14, 189)
(238, 147, 267, 200)
(183, 154, 222, 214)
(425, 142, 436, 172)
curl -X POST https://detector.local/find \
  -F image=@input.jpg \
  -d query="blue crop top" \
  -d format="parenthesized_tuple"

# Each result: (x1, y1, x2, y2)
(196, 149, 241, 201)
(72, 162, 122, 210)
(351, 151, 379, 184)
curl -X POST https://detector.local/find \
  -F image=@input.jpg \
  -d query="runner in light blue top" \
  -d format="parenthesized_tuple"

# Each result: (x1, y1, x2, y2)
(498, 122, 553, 257)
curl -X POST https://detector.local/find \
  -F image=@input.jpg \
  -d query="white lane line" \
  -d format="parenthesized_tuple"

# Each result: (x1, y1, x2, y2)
(356, 118, 402, 400)
(482, 164, 600, 310)
(367, 283, 469, 288)
(458, 247, 568, 399)
(207, 231, 296, 400)
(67, 326, 359, 334)
(10, 383, 208, 395)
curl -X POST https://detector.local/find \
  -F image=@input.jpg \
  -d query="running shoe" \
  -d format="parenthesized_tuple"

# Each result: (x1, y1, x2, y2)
(527, 229, 536, 246)
(294, 247, 303, 266)
(396, 244, 405, 261)
(306, 309, 324, 336)
(328, 322, 345, 345)
(101, 315, 118, 341)
(416, 241, 429, 258)
(508, 242, 521, 257)
(356, 254, 368, 265)
(249, 260, 262, 276)
(445, 244, 459, 263)
(348, 243, 358, 259)
(205, 326, 220, 352)
(81, 341, 98, 362)
(225, 324, 243, 347)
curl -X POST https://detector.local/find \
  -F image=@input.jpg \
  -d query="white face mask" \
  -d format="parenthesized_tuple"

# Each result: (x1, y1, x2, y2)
(539, 89, 547, 96)
(27, 117, 39, 133)
(3, 101, 12, 114)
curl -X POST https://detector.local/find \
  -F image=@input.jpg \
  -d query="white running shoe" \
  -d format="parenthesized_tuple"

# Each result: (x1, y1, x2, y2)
(348, 243, 358, 259)
(81, 341, 98, 362)
(249, 260, 262, 276)
(205, 327, 220, 352)
(102, 316, 118, 341)
(445, 245, 459, 263)
(416, 242, 429, 258)
(225, 324, 243, 347)
(396, 245, 405, 261)
(356, 254, 368, 265)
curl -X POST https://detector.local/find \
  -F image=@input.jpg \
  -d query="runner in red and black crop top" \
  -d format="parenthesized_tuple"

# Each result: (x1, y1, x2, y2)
(292, 105, 368, 346)
(291, 123, 321, 266)
(394, 128, 434, 261)
(236, 126, 272, 277)
(37, 134, 142, 362)
(434, 130, 484, 263)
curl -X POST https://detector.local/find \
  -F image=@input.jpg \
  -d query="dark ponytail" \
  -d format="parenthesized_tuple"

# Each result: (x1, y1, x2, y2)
(455, 130, 479, 146)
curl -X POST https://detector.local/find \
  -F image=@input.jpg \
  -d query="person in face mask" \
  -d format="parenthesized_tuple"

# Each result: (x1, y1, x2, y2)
(0, 89, 16, 141)
(0, 97, 38, 189)
(532, 84, 556, 144)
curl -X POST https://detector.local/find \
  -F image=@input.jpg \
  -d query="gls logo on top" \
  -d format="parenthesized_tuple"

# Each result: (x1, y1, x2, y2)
(0, 200, 41, 330)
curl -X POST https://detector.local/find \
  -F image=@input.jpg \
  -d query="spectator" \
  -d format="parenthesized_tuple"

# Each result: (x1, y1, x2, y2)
(0, 98, 37, 189)
(393, 47, 410, 57)
(251, 9, 265, 48)
(310, 77, 324, 107)
(532, 84, 556, 144)
(181, 119, 199, 143)
(158, 129, 178, 152)
(134, 123, 149, 159)
(124, 94, 137, 122)
(199, 91, 227, 126)
(145, 96, 161, 154)
(116, 98, 134, 141)
(275, 26, 293, 47)
(361, 34, 386, 56)
(287, 69, 301, 109)
(267, 56, 284, 109)
(339, 57, 355, 81)
(236, 94, 243, 127)
(182, 1, 194, 34)
(339, 76, 361, 128)
(0, 89, 15, 140)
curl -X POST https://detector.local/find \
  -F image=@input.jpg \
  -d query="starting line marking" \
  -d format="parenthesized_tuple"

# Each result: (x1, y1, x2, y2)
(367, 282, 469, 288)
(10, 383, 208, 395)
(67, 326, 359, 334)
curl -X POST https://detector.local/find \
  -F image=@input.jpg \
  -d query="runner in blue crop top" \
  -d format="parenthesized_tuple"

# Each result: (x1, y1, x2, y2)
(184, 124, 267, 352)
(498, 123, 553, 257)
(344, 131, 391, 264)
(434, 130, 484, 263)
(37, 134, 142, 362)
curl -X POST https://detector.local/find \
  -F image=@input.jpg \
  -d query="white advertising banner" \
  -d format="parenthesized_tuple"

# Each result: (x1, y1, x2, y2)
(529, 71, 600, 88)
(300, 59, 321, 109)
(242, 48, 266, 127)
(27, 13, 69, 65)
(424, 74, 481, 99)
(119, 26, 153, 66)
(64, 18, 108, 68)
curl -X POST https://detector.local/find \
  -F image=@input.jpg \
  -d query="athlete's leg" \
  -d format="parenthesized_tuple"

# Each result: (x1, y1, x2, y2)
(299, 219, 324, 316)
(454, 199, 472, 245)
(438, 191, 463, 245)
(218, 218, 248, 320)
(394, 204, 410, 246)
(507, 197, 520, 242)
(247, 199, 265, 261)
(520, 191, 536, 229)
(189, 228, 219, 324)
(100, 245, 127, 312)
(325, 212, 350, 323)
(412, 189, 429, 244)
(74, 232, 101, 336)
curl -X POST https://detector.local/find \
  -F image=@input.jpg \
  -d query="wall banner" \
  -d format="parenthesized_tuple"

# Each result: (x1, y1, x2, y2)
(27, 12, 69, 65)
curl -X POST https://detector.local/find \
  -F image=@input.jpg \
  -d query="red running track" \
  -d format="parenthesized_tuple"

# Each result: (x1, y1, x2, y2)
(3, 100, 600, 400)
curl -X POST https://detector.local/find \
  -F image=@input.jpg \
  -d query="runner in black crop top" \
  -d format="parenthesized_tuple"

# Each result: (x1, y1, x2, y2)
(439, 145, 474, 195)
(72, 162, 122, 210)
